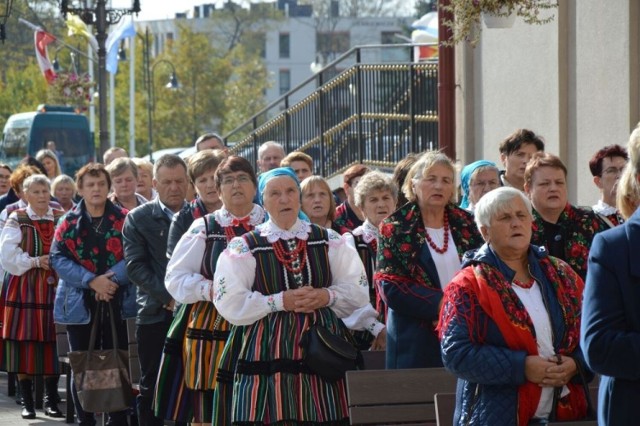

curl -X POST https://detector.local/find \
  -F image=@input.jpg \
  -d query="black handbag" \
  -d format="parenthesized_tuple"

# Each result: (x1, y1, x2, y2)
(300, 324, 361, 382)
(68, 301, 131, 413)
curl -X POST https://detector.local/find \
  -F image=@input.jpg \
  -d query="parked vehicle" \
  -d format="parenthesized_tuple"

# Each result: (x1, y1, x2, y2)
(1, 105, 94, 177)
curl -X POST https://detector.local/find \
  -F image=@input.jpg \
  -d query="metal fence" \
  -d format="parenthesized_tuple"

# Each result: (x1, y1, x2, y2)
(224, 43, 438, 178)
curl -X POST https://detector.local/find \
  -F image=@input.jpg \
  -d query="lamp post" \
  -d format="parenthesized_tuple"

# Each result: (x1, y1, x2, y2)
(60, 0, 140, 161)
(142, 27, 179, 162)
(0, 0, 15, 43)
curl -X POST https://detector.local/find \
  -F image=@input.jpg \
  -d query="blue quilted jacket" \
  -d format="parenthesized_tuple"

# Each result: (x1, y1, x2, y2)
(440, 244, 590, 425)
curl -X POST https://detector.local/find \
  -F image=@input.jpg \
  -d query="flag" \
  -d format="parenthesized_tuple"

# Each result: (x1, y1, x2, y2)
(66, 14, 98, 52)
(106, 16, 136, 74)
(34, 30, 57, 84)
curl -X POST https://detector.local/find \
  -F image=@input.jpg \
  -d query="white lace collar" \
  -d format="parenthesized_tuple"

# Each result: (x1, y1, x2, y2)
(352, 219, 379, 244)
(592, 199, 618, 216)
(26, 206, 55, 221)
(215, 204, 266, 227)
(256, 218, 311, 243)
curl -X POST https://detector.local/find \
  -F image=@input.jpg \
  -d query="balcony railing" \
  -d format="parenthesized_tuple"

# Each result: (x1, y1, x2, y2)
(224, 43, 438, 178)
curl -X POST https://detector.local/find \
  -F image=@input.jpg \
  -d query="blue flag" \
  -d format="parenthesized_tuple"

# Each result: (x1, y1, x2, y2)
(106, 16, 136, 74)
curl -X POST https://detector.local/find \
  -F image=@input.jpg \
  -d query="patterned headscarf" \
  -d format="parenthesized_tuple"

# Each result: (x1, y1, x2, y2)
(460, 160, 497, 209)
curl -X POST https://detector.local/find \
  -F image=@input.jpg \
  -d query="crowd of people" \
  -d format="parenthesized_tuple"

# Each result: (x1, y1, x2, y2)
(0, 126, 636, 426)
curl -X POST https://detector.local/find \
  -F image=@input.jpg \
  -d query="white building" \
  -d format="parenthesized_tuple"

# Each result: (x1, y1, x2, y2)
(136, 2, 412, 107)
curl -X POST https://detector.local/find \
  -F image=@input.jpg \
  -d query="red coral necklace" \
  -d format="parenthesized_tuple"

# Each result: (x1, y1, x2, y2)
(424, 213, 449, 254)
(273, 239, 308, 274)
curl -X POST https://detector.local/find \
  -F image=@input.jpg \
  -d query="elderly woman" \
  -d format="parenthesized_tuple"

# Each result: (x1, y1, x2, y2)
(156, 156, 263, 425)
(106, 157, 148, 210)
(375, 151, 483, 369)
(0, 174, 64, 419)
(300, 175, 337, 229)
(525, 152, 606, 280)
(212, 167, 368, 425)
(343, 170, 397, 350)
(35, 149, 62, 181)
(581, 127, 640, 426)
(166, 150, 225, 257)
(51, 174, 77, 212)
(51, 163, 136, 426)
(439, 187, 591, 425)
(131, 158, 156, 202)
(459, 160, 500, 211)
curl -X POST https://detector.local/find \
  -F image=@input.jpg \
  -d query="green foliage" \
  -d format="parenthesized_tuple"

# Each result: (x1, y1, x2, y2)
(442, 0, 557, 46)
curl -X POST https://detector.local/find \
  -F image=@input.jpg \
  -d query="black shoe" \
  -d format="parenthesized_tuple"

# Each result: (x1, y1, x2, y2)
(18, 379, 36, 419)
(43, 377, 64, 418)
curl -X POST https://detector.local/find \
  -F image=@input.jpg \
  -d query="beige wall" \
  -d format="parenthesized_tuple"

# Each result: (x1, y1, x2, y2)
(456, 0, 640, 206)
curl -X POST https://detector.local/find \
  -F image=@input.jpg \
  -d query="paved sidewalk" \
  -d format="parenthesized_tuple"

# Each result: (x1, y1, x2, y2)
(0, 372, 71, 425)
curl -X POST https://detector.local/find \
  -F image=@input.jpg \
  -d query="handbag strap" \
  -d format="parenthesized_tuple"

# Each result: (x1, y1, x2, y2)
(87, 301, 120, 354)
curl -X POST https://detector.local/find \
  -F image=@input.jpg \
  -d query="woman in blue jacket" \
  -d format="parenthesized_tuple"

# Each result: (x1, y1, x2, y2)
(51, 163, 136, 426)
(581, 128, 640, 426)
(440, 187, 590, 426)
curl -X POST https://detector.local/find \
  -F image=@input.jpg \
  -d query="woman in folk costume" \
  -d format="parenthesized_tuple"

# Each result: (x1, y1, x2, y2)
(342, 170, 397, 350)
(439, 187, 591, 425)
(0, 174, 64, 419)
(161, 156, 265, 424)
(212, 167, 368, 425)
(374, 151, 483, 369)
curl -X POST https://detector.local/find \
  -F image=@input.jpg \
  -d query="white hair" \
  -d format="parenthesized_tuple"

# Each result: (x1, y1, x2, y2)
(258, 141, 285, 160)
(474, 186, 532, 229)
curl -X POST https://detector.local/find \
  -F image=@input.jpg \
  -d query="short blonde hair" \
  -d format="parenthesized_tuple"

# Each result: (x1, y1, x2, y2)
(131, 158, 153, 176)
(617, 126, 640, 219)
(106, 157, 138, 179)
(354, 170, 398, 209)
(52, 174, 77, 197)
(402, 151, 455, 203)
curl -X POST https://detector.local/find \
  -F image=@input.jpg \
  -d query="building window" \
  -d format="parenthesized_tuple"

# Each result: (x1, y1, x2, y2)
(279, 69, 291, 95)
(279, 33, 290, 58)
(316, 31, 350, 62)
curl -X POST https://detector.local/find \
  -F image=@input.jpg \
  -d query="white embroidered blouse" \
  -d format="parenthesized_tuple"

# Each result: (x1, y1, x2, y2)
(212, 218, 369, 326)
(165, 204, 265, 304)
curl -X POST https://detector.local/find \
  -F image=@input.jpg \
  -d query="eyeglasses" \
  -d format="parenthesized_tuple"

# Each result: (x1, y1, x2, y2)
(470, 180, 499, 189)
(602, 167, 626, 176)
(0, 175, 9, 180)
(221, 175, 252, 186)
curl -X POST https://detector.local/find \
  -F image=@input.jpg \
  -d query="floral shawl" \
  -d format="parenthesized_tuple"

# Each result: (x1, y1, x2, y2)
(53, 199, 127, 274)
(531, 203, 606, 279)
(374, 202, 483, 297)
(439, 255, 586, 425)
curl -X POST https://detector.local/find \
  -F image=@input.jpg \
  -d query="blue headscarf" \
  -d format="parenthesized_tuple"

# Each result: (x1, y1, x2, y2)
(257, 167, 308, 221)
(460, 160, 497, 209)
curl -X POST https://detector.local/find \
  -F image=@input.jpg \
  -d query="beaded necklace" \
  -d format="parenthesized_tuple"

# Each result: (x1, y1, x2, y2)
(274, 238, 310, 289)
(512, 277, 536, 289)
(424, 212, 449, 254)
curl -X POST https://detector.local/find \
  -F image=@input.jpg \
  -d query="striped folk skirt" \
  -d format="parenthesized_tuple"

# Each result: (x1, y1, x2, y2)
(231, 309, 350, 425)
(2, 269, 58, 375)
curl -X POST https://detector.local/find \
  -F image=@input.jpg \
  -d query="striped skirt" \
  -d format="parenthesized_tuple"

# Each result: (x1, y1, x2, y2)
(212, 325, 243, 426)
(2, 269, 58, 375)
(231, 308, 350, 425)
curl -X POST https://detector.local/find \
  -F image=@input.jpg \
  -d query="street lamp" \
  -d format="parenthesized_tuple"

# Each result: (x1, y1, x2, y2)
(0, 0, 15, 43)
(142, 27, 179, 162)
(60, 0, 140, 161)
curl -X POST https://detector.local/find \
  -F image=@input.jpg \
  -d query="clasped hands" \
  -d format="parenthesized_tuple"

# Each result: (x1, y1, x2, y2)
(89, 272, 119, 302)
(525, 354, 577, 387)
(282, 286, 329, 313)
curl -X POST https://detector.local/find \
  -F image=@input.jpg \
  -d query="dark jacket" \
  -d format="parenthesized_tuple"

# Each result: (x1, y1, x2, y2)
(123, 199, 176, 324)
(166, 198, 207, 257)
(581, 207, 640, 426)
(441, 244, 590, 426)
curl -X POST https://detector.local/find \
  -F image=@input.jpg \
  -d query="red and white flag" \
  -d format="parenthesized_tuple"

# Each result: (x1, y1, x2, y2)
(34, 29, 57, 84)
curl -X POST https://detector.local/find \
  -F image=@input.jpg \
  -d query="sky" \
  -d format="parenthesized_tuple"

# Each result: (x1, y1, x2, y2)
(134, 0, 417, 21)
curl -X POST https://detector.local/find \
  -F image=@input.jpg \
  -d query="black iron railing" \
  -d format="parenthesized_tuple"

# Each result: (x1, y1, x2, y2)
(224, 43, 438, 177)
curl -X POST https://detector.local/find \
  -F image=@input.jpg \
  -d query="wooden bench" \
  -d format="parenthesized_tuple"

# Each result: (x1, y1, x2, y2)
(346, 368, 457, 425)
(55, 323, 75, 423)
(435, 386, 600, 426)
(360, 350, 385, 370)
(126, 318, 140, 391)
